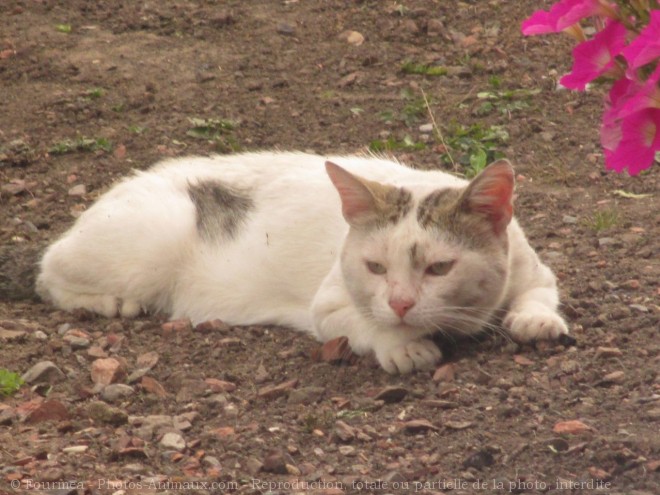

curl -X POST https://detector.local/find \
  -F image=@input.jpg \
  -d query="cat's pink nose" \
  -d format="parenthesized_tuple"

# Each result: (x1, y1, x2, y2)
(389, 298, 415, 318)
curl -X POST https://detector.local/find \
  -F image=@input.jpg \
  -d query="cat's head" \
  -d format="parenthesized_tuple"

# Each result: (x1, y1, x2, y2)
(326, 159, 514, 338)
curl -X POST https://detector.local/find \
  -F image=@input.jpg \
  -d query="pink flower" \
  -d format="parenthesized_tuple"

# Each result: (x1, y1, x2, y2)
(605, 108, 660, 174)
(560, 20, 627, 90)
(621, 10, 660, 70)
(521, 0, 610, 35)
(616, 64, 660, 118)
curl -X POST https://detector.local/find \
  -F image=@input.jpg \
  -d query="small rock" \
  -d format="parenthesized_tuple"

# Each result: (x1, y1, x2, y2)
(67, 184, 86, 196)
(25, 400, 70, 424)
(346, 30, 365, 46)
(87, 345, 108, 358)
(87, 400, 128, 426)
(433, 363, 455, 382)
(141, 376, 167, 397)
(444, 420, 473, 430)
(462, 449, 495, 470)
(160, 432, 186, 451)
(276, 22, 295, 36)
(210, 426, 235, 438)
(338, 445, 356, 456)
(562, 215, 578, 224)
(262, 450, 295, 474)
(195, 319, 230, 333)
(334, 420, 356, 442)
(91, 358, 126, 385)
(161, 319, 192, 335)
(0, 328, 27, 341)
(513, 355, 535, 366)
(599, 370, 625, 385)
(246, 456, 264, 475)
(553, 420, 592, 435)
(33, 330, 48, 341)
(257, 378, 298, 400)
(136, 351, 159, 370)
(403, 419, 439, 433)
(622, 279, 640, 289)
(427, 19, 445, 37)
(22, 361, 65, 385)
(288, 386, 325, 405)
(204, 378, 237, 393)
(62, 445, 88, 454)
(373, 386, 408, 404)
(311, 336, 357, 364)
(101, 384, 135, 403)
(644, 408, 660, 420)
(63, 334, 90, 349)
(419, 123, 434, 133)
(595, 346, 623, 359)
(629, 304, 648, 313)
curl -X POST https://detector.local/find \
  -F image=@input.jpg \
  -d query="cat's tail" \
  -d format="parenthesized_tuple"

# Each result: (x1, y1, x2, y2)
(0, 243, 44, 301)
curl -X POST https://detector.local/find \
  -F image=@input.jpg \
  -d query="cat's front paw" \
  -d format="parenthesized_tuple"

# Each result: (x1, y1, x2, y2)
(504, 310, 569, 343)
(375, 338, 442, 375)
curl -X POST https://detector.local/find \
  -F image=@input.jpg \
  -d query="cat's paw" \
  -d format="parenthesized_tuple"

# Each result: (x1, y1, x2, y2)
(504, 310, 569, 343)
(375, 338, 442, 375)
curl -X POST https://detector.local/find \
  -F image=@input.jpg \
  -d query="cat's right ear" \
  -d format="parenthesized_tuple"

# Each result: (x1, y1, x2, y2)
(325, 161, 379, 227)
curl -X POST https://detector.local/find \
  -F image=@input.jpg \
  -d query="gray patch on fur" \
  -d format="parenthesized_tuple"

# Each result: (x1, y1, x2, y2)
(379, 187, 413, 225)
(188, 180, 253, 241)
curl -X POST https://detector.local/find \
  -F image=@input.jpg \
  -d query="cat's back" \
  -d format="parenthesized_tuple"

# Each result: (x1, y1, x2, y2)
(147, 151, 467, 198)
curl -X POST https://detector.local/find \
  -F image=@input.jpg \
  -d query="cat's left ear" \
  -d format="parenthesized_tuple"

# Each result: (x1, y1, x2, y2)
(460, 159, 514, 235)
(325, 161, 388, 228)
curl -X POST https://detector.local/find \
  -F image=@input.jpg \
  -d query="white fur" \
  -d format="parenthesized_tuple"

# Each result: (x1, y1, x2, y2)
(37, 152, 568, 374)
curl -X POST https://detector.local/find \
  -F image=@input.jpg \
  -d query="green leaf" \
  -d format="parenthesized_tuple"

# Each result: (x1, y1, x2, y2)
(0, 369, 24, 396)
(613, 190, 651, 199)
(56, 24, 72, 33)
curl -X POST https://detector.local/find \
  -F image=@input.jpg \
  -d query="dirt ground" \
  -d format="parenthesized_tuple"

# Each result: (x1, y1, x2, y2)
(1, 1, 658, 494)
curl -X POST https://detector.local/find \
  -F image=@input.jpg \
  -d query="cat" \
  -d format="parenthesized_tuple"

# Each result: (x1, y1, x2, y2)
(36, 152, 569, 374)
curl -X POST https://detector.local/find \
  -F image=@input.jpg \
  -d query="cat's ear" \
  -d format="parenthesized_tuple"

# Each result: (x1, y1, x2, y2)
(325, 161, 385, 227)
(460, 159, 514, 235)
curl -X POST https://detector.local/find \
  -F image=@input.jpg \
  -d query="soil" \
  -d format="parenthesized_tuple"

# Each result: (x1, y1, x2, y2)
(0, 1, 658, 494)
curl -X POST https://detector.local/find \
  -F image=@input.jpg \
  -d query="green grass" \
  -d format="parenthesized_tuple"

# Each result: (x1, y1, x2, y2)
(0, 369, 24, 397)
(86, 88, 104, 100)
(474, 87, 541, 117)
(441, 123, 509, 177)
(186, 117, 240, 153)
(55, 24, 72, 34)
(401, 61, 448, 77)
(50, 136, 112, 155)
(587, 209, 620, 231)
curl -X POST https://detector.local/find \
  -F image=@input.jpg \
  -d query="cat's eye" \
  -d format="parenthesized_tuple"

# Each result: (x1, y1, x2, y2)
(425, 260, 455, 277)
(366, 261, 387, 275)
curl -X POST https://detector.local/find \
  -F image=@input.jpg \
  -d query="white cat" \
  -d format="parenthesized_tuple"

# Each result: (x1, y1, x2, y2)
(37, 152, 569, 374)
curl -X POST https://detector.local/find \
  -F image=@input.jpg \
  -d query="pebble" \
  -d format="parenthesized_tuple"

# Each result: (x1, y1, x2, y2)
(101, 384, 135, 403)
(25, 399, 70, 424)
(22, 361, 65, 384)
(334, 420, 356, 442)
(204, 378, 237, 393)
(288, 386, 325, 405)
(87, 400, 128, 425)
(433, 363, 455, 382)
(600, 370, 625, 385)
(33, 330, 48, 341)
(595, 346, 623, 359)
(91, 358, 127, 385)
(338, 445, 356, 456)
(136, 351, 159, 370)
(553, 420, 591, 434)
(373, 386, 408, 404)
(403, 419, 439, 433)
(67, 184, 86, 196)
(276, 22, 295, 36)
(160, 432, 186, 451)
(630, 304, 649, 313)
(562, 215, 578, 224)
(257, 378, 298, 400)
(419, 123, 434, 133)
